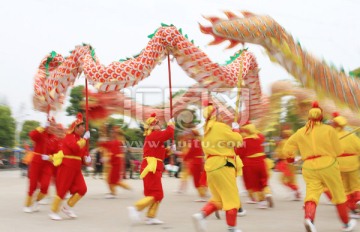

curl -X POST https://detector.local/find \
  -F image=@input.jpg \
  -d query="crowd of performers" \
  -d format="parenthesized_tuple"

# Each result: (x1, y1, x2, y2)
(21, 102, 360, 232)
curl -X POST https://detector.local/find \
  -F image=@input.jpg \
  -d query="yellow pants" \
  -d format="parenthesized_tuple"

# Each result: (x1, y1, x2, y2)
(302, 161, 346, 205)
(341, 169, 360, 195)
(207, 166, 240, 211)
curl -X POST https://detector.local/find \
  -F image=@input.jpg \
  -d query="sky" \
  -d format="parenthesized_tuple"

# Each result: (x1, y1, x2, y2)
(0, 0, 359, 128)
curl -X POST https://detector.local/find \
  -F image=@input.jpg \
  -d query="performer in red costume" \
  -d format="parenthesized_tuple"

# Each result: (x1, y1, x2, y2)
(127, 113, 175, 225)
(98, 125, 131, 198)
(235, 121, 273, 209)
(283, 102, 356, 232)
(23, 118, 57, 213)
(274, 129, 302, 201)
(49, 113, 91, 220)
(182, 129, 207, 201)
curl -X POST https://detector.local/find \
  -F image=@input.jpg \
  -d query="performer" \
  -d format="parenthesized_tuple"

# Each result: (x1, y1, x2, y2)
(48, 113, 91, 220)
(98, 125, 131, 198)
(274, 129, 301, 201)
(235, 122, 273, 209)
(180, 129, 207, 201)
(192, 102, 244, 232)
(331, 112, 360, 218)
(23, 118, 57, 213)
(283, 102, 356, 232)
(127, 113, 175, 225)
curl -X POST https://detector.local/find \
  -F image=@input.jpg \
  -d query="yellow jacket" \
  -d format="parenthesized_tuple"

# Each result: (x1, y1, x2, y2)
(336, 130, 360, 172)
(283, 124, 342, 170)
(202, 121, 243, 174)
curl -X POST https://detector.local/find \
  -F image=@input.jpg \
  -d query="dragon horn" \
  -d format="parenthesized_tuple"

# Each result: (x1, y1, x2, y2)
(223, 11, 239, 20)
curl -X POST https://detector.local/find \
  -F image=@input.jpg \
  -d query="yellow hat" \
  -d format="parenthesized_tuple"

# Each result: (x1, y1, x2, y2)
(308, 101, 323, 121)
(202, 104, 216, 120)
(305, 101, 323, 133)
(332, 112, 347, 127)
(143, 113, 159, 136)
(67, 113, 84, 134)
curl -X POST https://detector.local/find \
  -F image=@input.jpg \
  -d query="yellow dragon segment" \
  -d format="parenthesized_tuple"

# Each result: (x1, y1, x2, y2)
(200, 11, 360, 112)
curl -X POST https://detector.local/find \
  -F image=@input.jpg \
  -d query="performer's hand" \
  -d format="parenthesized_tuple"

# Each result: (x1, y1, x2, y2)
(171, 144, 176, 152)
(41, 154, 49, 161)
(167, 119, 175, 127)
(45, 121, 50, 128)
(232, 122, 239, 130)
(85, 156, 92, 163)
(83, 131, 91, 139)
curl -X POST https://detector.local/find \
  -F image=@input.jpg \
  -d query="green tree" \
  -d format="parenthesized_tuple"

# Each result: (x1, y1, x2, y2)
(125, 128, 144, 147)
(20, 120, 40, 145)
(66, 85, 85, 116)
(0, 105, 16, 147)
(101, 117, 144, 148)
(65, 85, 99, 148)
(283, 98, 306, 132)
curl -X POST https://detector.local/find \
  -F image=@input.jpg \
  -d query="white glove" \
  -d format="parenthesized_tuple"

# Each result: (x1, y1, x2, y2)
(171, 144, 176, 152)
(167, 118, 175, 126)
(45, 121, 50, 128)
(83, 131, 91, 139)
(232, 122, 239, 130)
(85, 156, 92, 163)
(41, 154, 49, 161)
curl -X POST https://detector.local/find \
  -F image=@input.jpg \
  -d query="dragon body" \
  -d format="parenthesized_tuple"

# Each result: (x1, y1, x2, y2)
(200, 11, 360, 113)
(33, 26, 262, 120)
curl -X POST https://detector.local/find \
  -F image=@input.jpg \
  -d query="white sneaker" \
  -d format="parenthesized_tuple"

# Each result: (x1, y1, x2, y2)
(105, 193, 116, 199)
(127, 206, 141, 224)
(61, 205, 77, 218)
(237, 208, 246, 217)
(23, 207, 32, 213)
(342, 219, 357, 232)
(145, 217, 164, 225)
(39, 198, 49, 205)
(304, 219, 317, 232)
(257, 201, 268, 209)
(32, 201, 39, 212)
(192, 213, 207, 232)
(245, 199, 257, 204)
(49, 212, 62, 221)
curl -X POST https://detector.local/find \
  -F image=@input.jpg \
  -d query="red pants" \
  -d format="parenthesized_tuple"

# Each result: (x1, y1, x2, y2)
(189, 162, 205, 188)
(27, 161, 53, 196)
(55, 164, 87, 199)
(108, 164, 121, 184)
(143, 169, 163, 201)
(242, 157, 268, 192)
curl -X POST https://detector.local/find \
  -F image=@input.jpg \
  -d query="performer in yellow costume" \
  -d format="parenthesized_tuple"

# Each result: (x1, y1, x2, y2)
(331, 112, 360, 218)
(283, 102, 356, 232)
(192, 102, 243, 232)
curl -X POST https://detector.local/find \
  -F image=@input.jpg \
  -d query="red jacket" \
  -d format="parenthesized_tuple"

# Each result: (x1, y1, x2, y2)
(61, 133, 87, 169)
(99, 140, 124, 166)
(29, 128, 56, 164)
(143, 126, 174, 161)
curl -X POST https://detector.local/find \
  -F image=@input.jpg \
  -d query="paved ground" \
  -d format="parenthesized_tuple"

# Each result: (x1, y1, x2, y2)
(0, 169, 357, 232)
